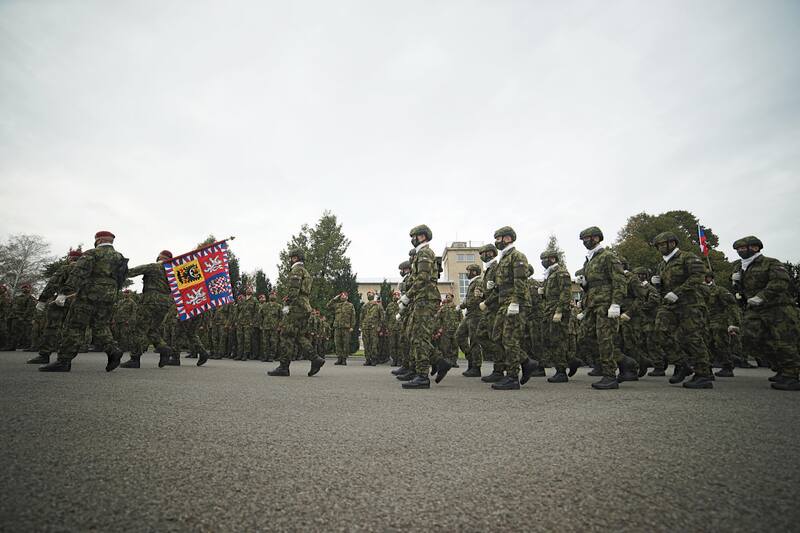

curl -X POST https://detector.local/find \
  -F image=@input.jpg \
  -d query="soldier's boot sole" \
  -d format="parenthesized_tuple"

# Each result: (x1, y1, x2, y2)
(197, 352, 209, 367)
(39, 360, 72, 372)
(267, 366, 290, 376)
(520, 358, 540, 385)
(567, 359, 582, 377)
(26, 354, 51, 365)
(591, 377, 619, 390)
(491, 376, 520, 390)
(106, 351, 123, 372)
(683, 376, 714, 389)
(481, 372, 505, 383)
(434, 360, 453, 384)
(547, 371, 568, 383)
(771, 379, 800, 391)
(401, 375, 431, 389)
(308, 357, 325, 377)
(120, 358, 140, 369)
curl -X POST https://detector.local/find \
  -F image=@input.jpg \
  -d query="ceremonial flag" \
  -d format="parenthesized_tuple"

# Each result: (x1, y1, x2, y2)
(698, 226, 709, 257)
(163, 239, 235, 321)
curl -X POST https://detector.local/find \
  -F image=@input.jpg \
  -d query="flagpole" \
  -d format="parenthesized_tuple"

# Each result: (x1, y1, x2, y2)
(167, 236, 236, 264)
(698, 225, 712, 272)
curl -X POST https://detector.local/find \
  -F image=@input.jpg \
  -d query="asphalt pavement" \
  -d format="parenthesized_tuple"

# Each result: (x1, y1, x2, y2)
(1, 350, 798, 532)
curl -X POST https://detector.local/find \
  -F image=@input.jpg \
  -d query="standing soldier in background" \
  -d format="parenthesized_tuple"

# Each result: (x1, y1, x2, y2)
(39, 231, 126, 372)
(385, 291, 402, 366)
(113, 290, 140, 359)
(477, 244, 505, 383)
(120, 250, 175, 369)
(28, 249, 83, 365)
(651, 232, 714, 389)
(328, 292, 355, 365)
(7, 283, 36, 351)
(210, 306, 226, 359)
(252, 293, 267, 358)
(526, 265, 545, 373)
(704, 271, 741, 378)
(259, 292, 282, 362)
(235, 287, 260, 361)
(540, 250, 579, 383)
(267, 249, 325, 377)
(456, 263, 483, 377)
(732, 236, 799, 391)
(436, 293, 460, 368)
(575, 227, 627, 390)
(360, 290, 384, 366)
(391, 259, 414, 376)
(29, 306, 46, 353)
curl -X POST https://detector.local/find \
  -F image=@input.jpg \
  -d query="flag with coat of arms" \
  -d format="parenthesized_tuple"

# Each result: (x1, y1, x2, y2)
(163, 239, 235, 321)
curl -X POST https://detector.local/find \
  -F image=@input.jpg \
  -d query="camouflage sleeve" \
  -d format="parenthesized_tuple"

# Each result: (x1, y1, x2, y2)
(127, 263, 157, 278)
(608, 255, 627, 305)
(557, 271, 572, 313)
(761, 261, 791, 302)
(347, 304, 355, 328)
(674, 255, 706, 299)
(512, 255, 529, 305)
(722, 290, 742, 326)
(39, 267, 67, 302)
(625, 277, 646, 317)
(63, 251, 95, 294)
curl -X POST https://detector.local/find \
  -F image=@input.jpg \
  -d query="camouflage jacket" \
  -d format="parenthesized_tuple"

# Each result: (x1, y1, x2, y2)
(127, 262, 170, 298)
(437, 302, 460, 334)
(638, 282, 661, 325)
(113, 294, 138, 326)
(236, 296, 260, 327)
(360, 300, 385, 331)
(10, 293, 36, 319)
(64, 245, 127, 303)
(39, 263, 74, 303)
(620, 271, 646, 317)
(286, 262, 312, 311)
(481, 261, 500, 313)
(582, 248, 626, 309)
(461, 275, 484, 316)
(542, 263, 572, 316)
(385, 301, 401, 331)
(260, 301, 283, 329)
(655, 249, 707, 307)
(527, 279, 543, 318)
(706, 283, 741, 328)
(733, 255, 795, 309)
(495, 247, 531, 308)
(328, 300, 355, 329)
(406, 244, 440, 303)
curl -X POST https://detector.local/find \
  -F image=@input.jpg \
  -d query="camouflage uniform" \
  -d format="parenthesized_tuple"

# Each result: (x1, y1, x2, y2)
(632, 268, 661, 373)
(477, 246, 505, 380)
(235, 295, 260, 360)
(360, 297, 385, 365)
(113, 292, 140, 355)
(705, 277, 741, 374)
(436, 298, 460, 366)
(36, 262, 76, 358)
(385, 296, 402, 365)
(328, 296, 355, 364)
(526, 275, 544, 363)
(456, 267, 484, 375)
(540, 259, 572, 376)
(7, 289, 36, 350)
(406, 241, 442, 377)
(259, 295, 282, 361)
(618, 269, 646, 374)
(127, 262, 174, 357)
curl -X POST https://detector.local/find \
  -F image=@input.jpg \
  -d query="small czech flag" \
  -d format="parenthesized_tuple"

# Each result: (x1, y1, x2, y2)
(698, 226, 709, 257)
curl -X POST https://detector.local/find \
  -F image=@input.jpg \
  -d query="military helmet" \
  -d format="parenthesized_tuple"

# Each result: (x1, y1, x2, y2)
(632, 266, 650, 275)
(409, 224, 432, 241)
(579, 226, 604, 240)
(527, 264, 534, 276)
(734, 235, 763, 249)
(288, 248, 305, 261)
(478, 244, 498, 255)
(466, 263, 481, 274)
(399, 260, 411, 270)
(705, 270, 715, 279)
(652, 232, 679, 245)
(540, 250, 559, 260)
(493, 226, 517, 241)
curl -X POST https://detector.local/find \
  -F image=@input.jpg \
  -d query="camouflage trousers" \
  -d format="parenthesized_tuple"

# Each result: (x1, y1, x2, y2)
(409, 299, 443, 375)
(477, 309, 504, 371)
(581, 305, 622, 378)
(236, 325, 257, 357)
(115, 322, 140, 354)
(654, 304, 711, 375)
(176, 319, 208, 356)
(707, 324, 735, 369)
(137, 295, 173, 352)
(38, 303, 70, 354)
(386, 329, 401, 364)
(619, 319, 643, 372)
(541, 316, 568, 370)
(363, 327, 379, 363)
(212, 324, 227, 355)
(525, 312, 543, 363)
(279, 307, 314, 366)
(58, 295, 119, 360)
(492, 305, 529, 378)
(261, 328, 278, 359)
(333, 327, 351, 359)
(438, 330, 458, 365)
(456, 315, 482, 368)
(7, 316, 32, 350)
(742, 305, 800, 378)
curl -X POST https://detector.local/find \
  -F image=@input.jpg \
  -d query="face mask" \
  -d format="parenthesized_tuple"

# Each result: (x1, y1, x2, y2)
(541, 260, 551, 269)
(737, 249, 755, 259)
(481, 254, 494, 263)
(657, 243, 671, 255)
(410, 236, 418, 247)
(637, 276, 647, 283)
(582, 238, 595, 250)
(367, 295, 374, 301)
(495, 239, 507, 251)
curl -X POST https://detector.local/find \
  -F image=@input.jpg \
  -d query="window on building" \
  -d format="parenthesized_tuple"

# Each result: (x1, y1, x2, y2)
(459, 273, 470, 299)
(456, 254, 475, 263)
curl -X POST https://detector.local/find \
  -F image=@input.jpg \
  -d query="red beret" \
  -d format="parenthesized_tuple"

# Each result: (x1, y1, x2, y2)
(68, 249, 82, 258)
(94, 231, 115, 239)
(159, 250, 173, 259)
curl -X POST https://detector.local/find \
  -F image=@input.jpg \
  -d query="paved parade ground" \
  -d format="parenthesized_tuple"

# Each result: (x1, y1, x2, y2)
(1, 351, 798, 532)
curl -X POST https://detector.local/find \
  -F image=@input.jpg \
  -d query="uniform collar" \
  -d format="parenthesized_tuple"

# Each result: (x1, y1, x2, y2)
(662, 248, 680, 263)
(740, 252, 762, 271)
(415, 242, 430, 253)
(498, 245, 515, 261)
(585, 244, 604, 262)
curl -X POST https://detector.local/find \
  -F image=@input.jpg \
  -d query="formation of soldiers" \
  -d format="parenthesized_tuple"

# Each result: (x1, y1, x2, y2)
(3, 227, 798, 392)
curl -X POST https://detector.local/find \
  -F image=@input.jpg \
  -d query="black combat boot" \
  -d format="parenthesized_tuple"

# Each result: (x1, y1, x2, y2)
(638, 359, 653, 378)
(197, 351, 209, 367)
(714, 367, 734, 378)
(165, 353, 181, 366)
(591, 376, 619, 390)
(617, 356, 639, 382)
(391, 365, 407, 375)
(648, 367, 666, 377)
(768, 372, 781, 382)
(157, 347, 171, 368)
(492, 375, 520, 390)
(587, 364, 603, 377)
(520, 358, 541, 385)
(334, 357, 344, 366)
(434, 359, 453, 384)
(771, 377, 800, 391)
(735, 358, 756, 368)
(683, 374, 714, 389)
(120, 355, 141, 369)
(669, 364, 691, 384)
(547, 367, 568, 383)
(567, 358, 582, 377)
(27, 352, 51, 365)
(401, 374, 431, 389)
(186, 353, 198, 359)
(106, 350, 123, 372)
(308, 357, 325, 376)
(481, 370, 505, 383)
(267, 364, 290, 376)
(462, 366, 482, 378)
(39, 359, 72, 372)
(396, 369, 415, 381)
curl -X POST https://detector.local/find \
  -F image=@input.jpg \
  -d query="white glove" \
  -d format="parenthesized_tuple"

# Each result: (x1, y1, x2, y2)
(400, 294, 410, 305)
(576, 312, 585, 321)
(552, 311, 562, 323)
(575, 275, 586, 286)
(479, 302, 487, 312)
(664, 292, 678, 303)
(281, 305, 290, 315)
(747, 296, 763, 307)
(651, 275, 661, 285)
(54, 294, 68, 307)
(506, 302, 520, 315)
(620, 312, 631, 322)
(727, 325, 740, 335)
(486, 281, 495, 290)
(537, 287, 544, 295)
(462, 309, 467, 318)
(398, 302, 405, 312)
(731, 272, 741, 281)
(395, 313, 401, 321)
(607, 303, 620, 319)
(36, 302, 46, 312)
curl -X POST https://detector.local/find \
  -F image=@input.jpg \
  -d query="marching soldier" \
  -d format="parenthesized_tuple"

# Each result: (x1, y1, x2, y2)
(540, 249, 578, 383)
(456, 263, 483, 377)
(704, 271, 741, 378)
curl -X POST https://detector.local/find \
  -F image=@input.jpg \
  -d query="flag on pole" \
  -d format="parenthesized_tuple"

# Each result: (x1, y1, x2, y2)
(698, 226, 709, 257)
(163, 240, 234, 321)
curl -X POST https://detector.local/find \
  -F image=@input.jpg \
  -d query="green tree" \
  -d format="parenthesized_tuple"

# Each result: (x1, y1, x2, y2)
(544, 233, 567, 271)
(379, 279, 392, 310)
(254, 269, 272, 296)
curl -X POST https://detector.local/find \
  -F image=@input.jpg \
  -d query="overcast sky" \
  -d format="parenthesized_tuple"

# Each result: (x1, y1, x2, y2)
(2, 0, 799, 285)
